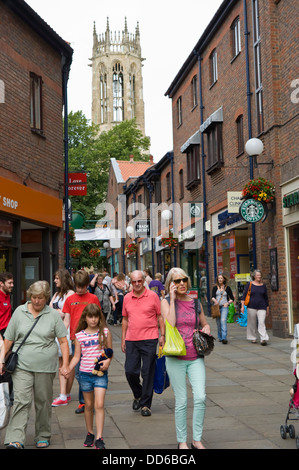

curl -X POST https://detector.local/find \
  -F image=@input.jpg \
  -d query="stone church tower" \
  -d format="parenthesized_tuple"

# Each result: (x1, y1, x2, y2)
(91, 18, 145, 136)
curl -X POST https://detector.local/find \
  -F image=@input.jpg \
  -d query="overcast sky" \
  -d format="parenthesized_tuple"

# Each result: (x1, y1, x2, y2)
(26, 0, 223, 161)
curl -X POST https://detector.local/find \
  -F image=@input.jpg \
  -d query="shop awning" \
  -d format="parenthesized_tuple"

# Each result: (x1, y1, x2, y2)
(74, 228, 111, 240)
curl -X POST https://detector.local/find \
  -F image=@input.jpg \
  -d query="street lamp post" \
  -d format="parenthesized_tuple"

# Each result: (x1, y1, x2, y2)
(244, 137, 264, 270)
(161, 208, 177, 266)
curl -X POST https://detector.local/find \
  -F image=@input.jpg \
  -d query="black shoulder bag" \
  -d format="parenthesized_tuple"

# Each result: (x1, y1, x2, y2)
(192, 299, 216, 357)
(5, 316, 41, 374)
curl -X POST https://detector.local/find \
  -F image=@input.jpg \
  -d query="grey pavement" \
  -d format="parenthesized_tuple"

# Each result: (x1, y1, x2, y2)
(0, 320, 298, 450)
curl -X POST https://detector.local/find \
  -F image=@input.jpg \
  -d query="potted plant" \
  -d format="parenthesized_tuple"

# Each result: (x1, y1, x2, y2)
(89, 248, 101, 258)
(161, 233, 178, 248)
(125, 242, 138, 256)
(242, 178, 275, 203)
(70, 247, 81, 259)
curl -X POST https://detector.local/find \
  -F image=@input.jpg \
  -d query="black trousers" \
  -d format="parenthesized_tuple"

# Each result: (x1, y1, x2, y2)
(125, 339, 158, 409)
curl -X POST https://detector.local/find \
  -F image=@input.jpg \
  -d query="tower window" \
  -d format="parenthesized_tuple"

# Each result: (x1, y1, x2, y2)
(129, 74, 136, 119)
(113, 63, 124, 122)
(100, 73, 107, 123)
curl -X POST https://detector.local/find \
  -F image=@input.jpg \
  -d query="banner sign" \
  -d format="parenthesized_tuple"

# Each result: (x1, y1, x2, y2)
(68, 173, 87, 196)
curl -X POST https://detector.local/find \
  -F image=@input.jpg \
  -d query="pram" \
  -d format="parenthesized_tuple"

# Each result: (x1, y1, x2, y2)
(280, 323, 299, 448)
(280, 371, 299, 448)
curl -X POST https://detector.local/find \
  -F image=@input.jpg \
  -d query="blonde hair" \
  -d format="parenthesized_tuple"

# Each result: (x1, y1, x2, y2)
(164, 268, 191, 292)
(27, 280, 51, 301)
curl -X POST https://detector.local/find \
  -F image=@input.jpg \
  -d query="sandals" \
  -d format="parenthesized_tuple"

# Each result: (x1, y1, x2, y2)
(6, 440, 49, 448)
(36, 440, 50, 448)
(6, 442, 24, 449)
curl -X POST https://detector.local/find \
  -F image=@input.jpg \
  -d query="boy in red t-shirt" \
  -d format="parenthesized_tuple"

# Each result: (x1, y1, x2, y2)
(62, 270, 101, 413)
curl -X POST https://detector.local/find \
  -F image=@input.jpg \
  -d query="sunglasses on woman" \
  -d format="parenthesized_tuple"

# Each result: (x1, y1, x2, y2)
(173, 277, 188, 285)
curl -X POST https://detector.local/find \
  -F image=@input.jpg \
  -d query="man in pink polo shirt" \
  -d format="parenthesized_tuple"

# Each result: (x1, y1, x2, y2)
(122, 270, 165, 417)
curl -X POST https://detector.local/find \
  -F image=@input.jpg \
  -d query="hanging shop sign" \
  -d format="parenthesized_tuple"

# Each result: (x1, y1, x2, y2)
(68, 173, 87, 196)
(239, 198, 267, 223)
(227, 192, 243, 213)
(135, 219, 151, 237)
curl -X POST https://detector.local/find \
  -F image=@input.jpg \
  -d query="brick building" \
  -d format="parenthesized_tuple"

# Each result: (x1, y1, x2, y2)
(0, 0, 73, 307)
(165, 0, 298, 337)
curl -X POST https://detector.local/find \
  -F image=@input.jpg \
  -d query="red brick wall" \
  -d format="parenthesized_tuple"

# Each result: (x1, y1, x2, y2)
(0, 3, 64, 197)
(168, 0, 298, 337)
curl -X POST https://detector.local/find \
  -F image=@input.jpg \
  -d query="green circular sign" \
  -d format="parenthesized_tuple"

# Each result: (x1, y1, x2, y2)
(240, 198, 265, 223)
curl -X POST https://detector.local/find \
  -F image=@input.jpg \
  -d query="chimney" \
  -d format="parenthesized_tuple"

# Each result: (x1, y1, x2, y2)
(149, 155, 154, 165)
(129, 154, 134, 163)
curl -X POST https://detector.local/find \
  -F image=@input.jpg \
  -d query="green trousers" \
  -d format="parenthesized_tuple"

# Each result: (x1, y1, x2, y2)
(165, 356, 206, 443)
(5, 368, 55, 446)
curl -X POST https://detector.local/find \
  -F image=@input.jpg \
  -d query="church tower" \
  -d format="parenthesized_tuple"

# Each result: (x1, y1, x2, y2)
(91, 18, 146, 136)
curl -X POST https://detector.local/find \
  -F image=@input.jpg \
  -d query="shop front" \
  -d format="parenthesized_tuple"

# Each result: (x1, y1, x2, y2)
(212, 207, 252, 306)
(178, 225, 207, 313)
(0, 176, 63, 307)
(282, 179, 299, 334)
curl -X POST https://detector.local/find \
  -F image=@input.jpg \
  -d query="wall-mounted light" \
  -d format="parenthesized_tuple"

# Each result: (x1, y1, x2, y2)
(161, 209, 172, 221)
(245, 138, 274, 169)
(126, 225, 134, 238)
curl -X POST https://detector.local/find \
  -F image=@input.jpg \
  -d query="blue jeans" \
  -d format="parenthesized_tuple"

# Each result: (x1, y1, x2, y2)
(216, 305, 228, 341)
(165, 357, 206, 443)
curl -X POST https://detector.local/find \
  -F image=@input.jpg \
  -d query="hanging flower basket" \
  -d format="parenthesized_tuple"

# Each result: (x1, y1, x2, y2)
(125, 242, 138, 256)
(242, 178, 275, 203)
(70, 247, 81, 259)
(161, 233, 178, 248)
(89, 248, 101, 258)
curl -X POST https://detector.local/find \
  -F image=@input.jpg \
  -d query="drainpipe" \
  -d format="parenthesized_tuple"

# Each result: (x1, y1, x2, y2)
(195, 50, 211, 311)
(243, 0, 257, 269)
(133, 192, 138, 270)
(62, 56, 71, 272)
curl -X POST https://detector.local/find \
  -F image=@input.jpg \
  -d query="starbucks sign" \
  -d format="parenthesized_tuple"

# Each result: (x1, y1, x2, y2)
(240, 198, 265, 223)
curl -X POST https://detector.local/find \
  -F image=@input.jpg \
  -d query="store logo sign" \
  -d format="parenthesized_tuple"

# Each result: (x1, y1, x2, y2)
(240, 198, 265, 223)
(283, 190, 299, 208)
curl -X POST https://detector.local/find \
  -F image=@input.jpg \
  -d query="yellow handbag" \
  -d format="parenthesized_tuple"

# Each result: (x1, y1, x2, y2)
(162, 320, 186, 356)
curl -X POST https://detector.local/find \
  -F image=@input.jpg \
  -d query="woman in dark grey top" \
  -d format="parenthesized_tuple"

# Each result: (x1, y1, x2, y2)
(211, 274, 234, 344)
(241, 270, 269, 345)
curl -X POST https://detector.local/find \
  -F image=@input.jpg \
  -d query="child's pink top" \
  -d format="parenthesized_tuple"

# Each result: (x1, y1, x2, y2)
(76, 328, 108, 372)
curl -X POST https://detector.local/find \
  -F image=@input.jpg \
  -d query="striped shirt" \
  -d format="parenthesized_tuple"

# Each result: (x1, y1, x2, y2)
(75, 328, 108, 373)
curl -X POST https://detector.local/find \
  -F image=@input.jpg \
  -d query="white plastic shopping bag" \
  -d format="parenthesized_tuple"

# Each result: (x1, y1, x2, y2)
(0, 381, 11, 430)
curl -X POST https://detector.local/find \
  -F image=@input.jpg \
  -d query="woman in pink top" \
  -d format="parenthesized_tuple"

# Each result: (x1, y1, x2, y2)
(62, 303, 112, 449)
(161, 268, 210, 450)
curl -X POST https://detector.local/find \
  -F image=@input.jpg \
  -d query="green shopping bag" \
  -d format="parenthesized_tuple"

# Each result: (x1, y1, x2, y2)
(227, 303, 235, 323)
(162, 320, 186, 356)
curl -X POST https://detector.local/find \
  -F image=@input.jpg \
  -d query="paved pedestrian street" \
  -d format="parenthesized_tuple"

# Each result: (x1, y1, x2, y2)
(1, 321, 297, 450)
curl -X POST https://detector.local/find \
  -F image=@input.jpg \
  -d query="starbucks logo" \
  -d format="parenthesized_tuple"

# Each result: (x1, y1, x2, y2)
(240, 198, 266, 223)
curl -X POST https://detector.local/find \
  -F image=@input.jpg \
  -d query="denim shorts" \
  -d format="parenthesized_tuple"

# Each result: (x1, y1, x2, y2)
(79, 371, 108, 392)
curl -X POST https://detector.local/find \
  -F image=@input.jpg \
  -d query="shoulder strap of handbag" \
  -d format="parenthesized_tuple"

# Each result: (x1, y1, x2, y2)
(15, 315, 41, 354)
(166, 295, 201, 329)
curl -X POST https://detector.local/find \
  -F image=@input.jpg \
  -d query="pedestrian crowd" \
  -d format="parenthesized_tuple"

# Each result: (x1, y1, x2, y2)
(0, 267, 272, 449)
